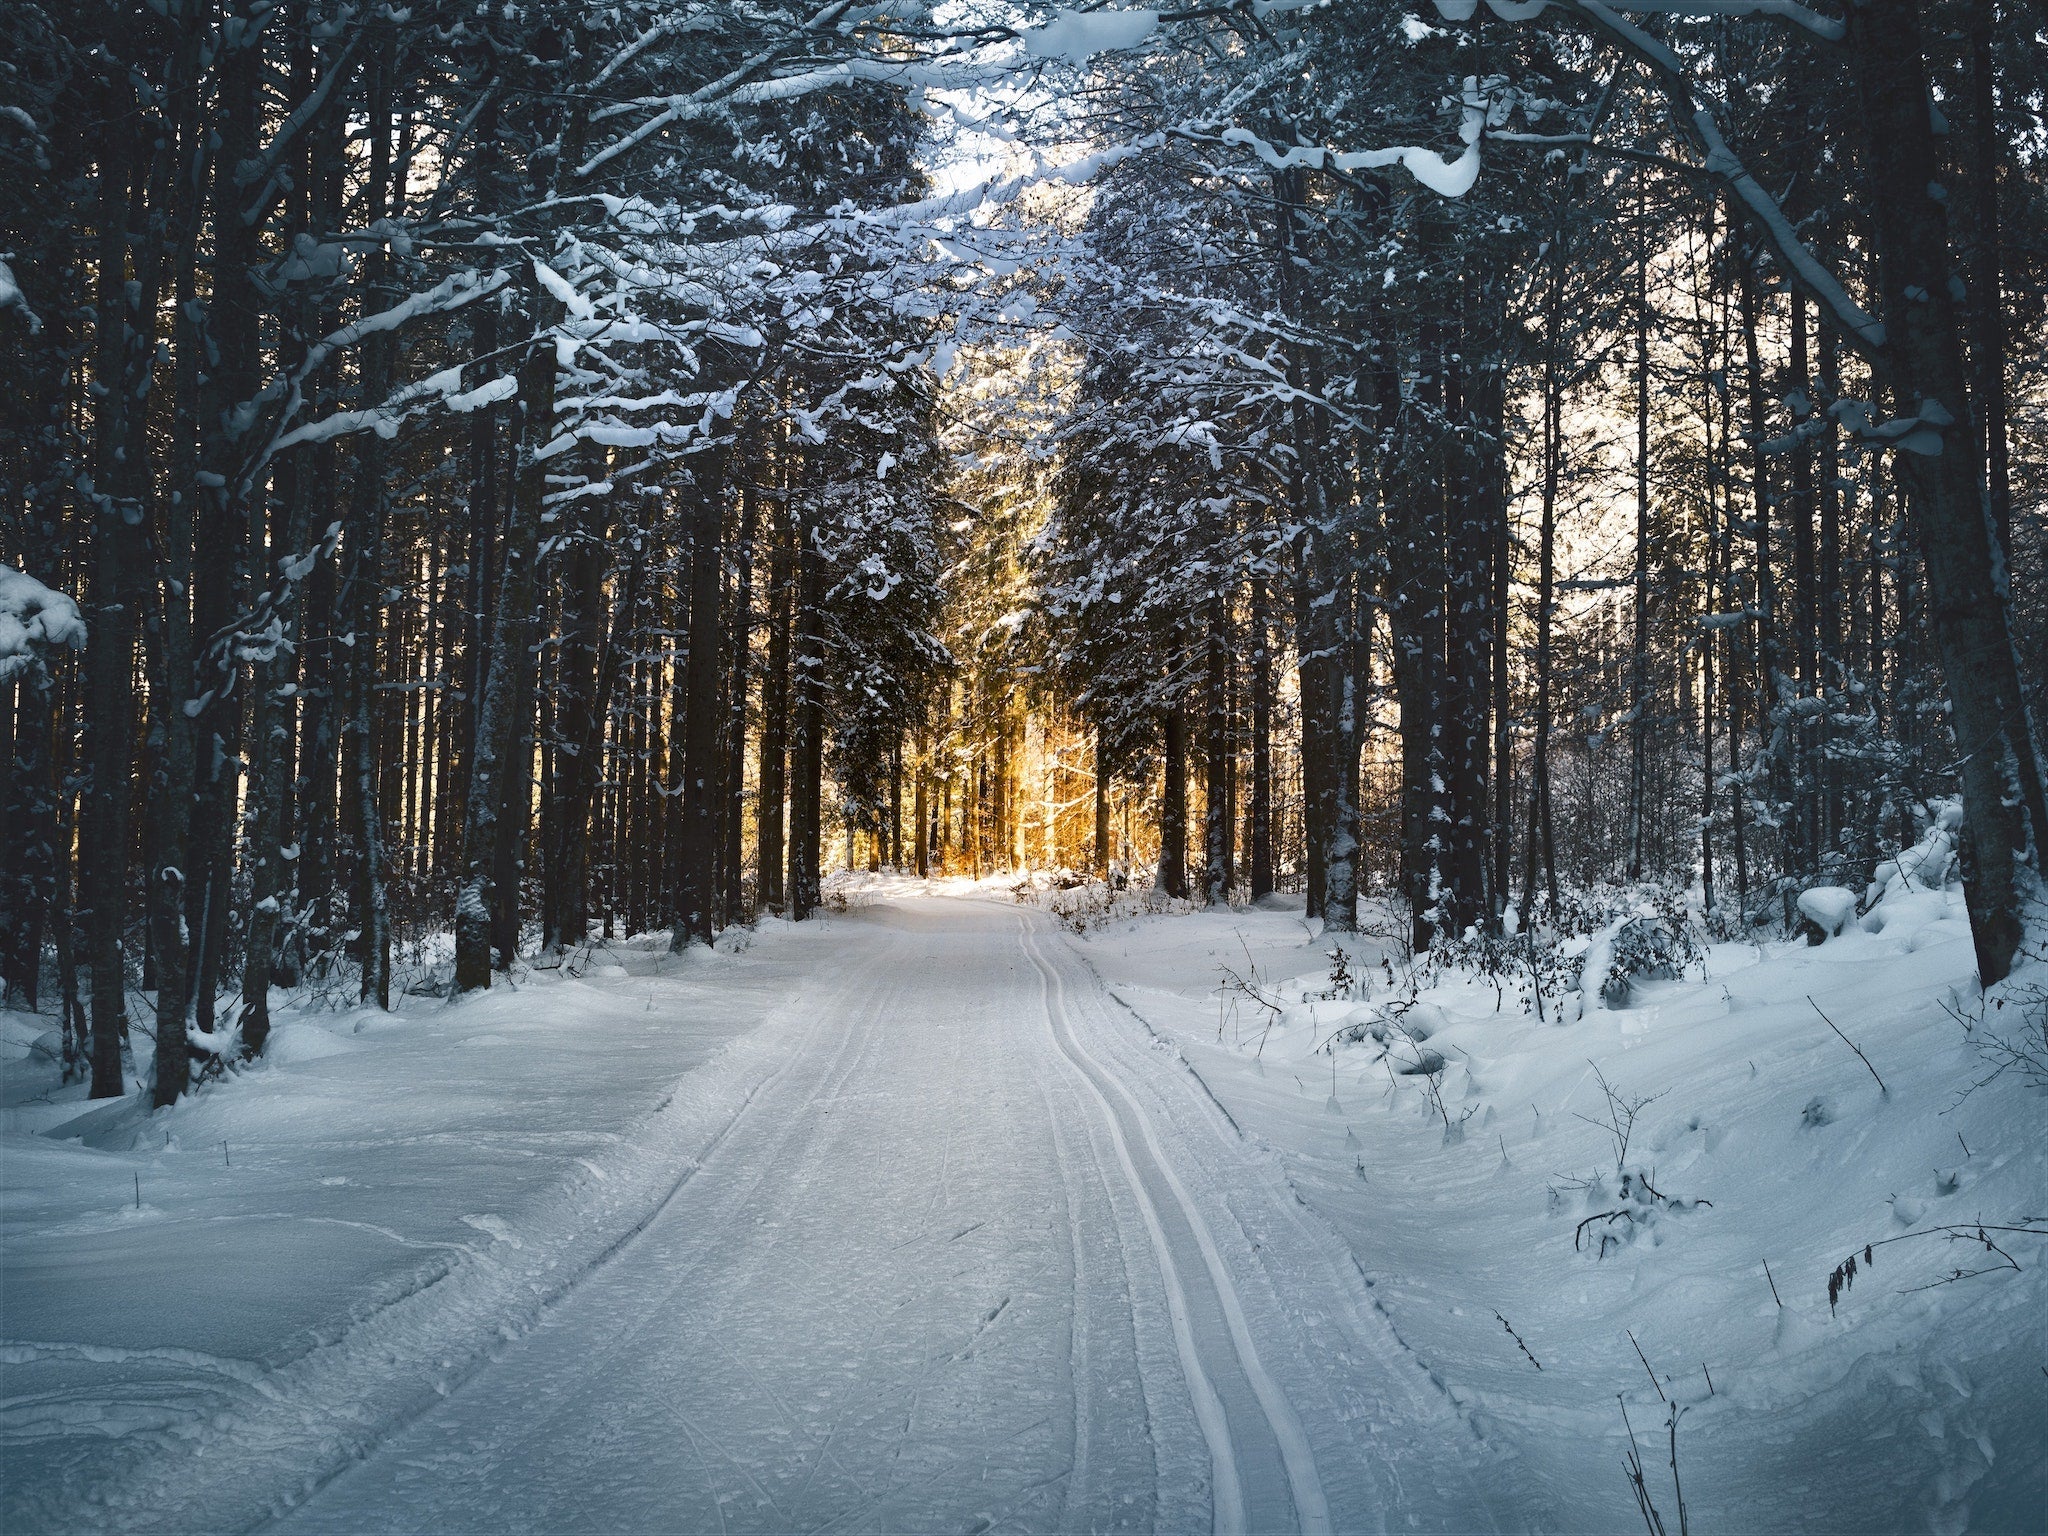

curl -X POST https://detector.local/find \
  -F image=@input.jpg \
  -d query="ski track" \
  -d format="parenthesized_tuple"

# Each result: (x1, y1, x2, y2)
(1017, 911, 1334, 1536)
(22, 896, 1482, 1534)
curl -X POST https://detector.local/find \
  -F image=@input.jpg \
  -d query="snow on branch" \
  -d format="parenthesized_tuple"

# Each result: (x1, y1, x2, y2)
(1222, 77, 1489, 198)
(1689, 108, 1884, 352)
(1550, 0, 1886, 356)
(272, 359, 525, 457)
(242, 267, 514, 482)
(1024, 8, 1161, 64)
(239, 29, 364, 223)
(0, 258, 39, 332)
(579, 0, 871, 179)
(1585, 0, 1842, 42)
(533, 258, 596, 321)
(1433, 1, 1553, 19)
(0, 564, 86, 682)
(1433, 0, 1842, 38)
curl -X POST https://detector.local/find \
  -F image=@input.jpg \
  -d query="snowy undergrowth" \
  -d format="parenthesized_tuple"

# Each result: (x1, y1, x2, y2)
(1067, 879, 2047, 1533)
(0, 919, 824, 1535)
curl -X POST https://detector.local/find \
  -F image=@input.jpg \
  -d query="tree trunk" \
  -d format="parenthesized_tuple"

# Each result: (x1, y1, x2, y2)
(1522, 315, 1562, 918)
(146, 6, 210, 1107)
(915, 734, 931, 877)
(1092, 731, 1110, 877)
(1968, 3, 2012, 565)
(186, 4, 267, 1042)
(1817, 320, 1844, 860)
(1202, 586, 1231, 905)
(1248, 573, 1274, 899)
(344, 29, 395, 1009)
(1445, 265, 1497, 936)
(1158, 690, 1189, 900)
(1628, 198, 1653, 882)
(722, 456, 760, 919)
(787, 517, 825, 920)
(1737, 248, 1788, 910)
(290, 53, 348, 983)
(758, 509, 792, 911)
(454, 271, 559, 991)
(81, 119, 141, 1098)
(1845, 0, 2045, 984)
(888, 736, 903, 870)
(675, 443, 729, 949)
(1789, 289, 1819, 889)
(542, 484, 609, 952)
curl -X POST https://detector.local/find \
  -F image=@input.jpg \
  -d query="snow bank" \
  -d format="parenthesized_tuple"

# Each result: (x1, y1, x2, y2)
(0, 922, 850, 1533)
(1070, 881, 2044, 1531)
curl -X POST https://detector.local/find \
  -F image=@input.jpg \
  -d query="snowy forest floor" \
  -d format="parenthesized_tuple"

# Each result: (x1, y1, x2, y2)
(1, 882, 2043, 1534)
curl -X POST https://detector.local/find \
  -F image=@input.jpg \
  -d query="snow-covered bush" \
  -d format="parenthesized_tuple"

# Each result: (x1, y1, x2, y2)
(1421, 883, 1704, 1019)
(1597, 893, 1707, 1007)
(1033, 876, 1188, 934)
(1418, 925, 1582, 1019)
(1796, 885, 1860, 940)
(1791, 801, 1969, 954)
(1550, 1066, 1712, 1260)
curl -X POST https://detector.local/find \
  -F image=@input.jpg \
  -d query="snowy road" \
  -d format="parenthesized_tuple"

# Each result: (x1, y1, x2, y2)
(270, 897, 1484, 1535)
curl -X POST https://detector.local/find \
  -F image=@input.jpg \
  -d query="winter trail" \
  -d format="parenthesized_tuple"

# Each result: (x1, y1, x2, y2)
(267, 895, 1432, 1534)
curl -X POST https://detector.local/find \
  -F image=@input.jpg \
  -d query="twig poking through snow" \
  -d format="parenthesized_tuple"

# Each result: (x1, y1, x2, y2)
(1495, 1310, 1541, 1370)
(1628, 1329, 1666, 1402)
(1826, 1220, 2048, 1311)
(1808, 995, 1888, 1095)
(1618, 1398, 1668, 1536)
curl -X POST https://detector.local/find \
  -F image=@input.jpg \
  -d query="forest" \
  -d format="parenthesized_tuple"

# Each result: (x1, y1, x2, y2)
(2, 2, 2046, 1531)
(6, 0, 2042, 1097)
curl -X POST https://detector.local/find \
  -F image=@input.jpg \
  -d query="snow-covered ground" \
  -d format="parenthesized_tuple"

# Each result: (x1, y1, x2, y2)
(2, 923, 811, 1532)
(1067, 881, 2047, 1534)
(2, 875, 2042, 1534)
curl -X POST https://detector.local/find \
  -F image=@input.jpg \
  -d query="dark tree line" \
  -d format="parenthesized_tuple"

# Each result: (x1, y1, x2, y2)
(0, 0, 963, 1105)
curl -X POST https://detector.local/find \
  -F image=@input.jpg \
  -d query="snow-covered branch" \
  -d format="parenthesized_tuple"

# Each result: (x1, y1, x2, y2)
(0, 564, 86, 682)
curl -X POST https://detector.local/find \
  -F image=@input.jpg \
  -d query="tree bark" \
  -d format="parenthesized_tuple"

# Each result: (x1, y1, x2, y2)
(1202, 585, 1231, 906)
(675, 443, 730, 949)
(722, 454, 760, 919)
(542, 481, 609, 951)
(1248, 573, 1274, 899)
(1845, 0, 2045, 984)
(343, 25, 395, 1008)
(454, 270, 559, 991)
(80, 116, 143, 1098)
(787, 516, 825, 920)
(758, 505, 792, 911)
(1158, 688, 1189, 900)
(145, 4, 210, 1106)
(1628, 195, 1653, 882)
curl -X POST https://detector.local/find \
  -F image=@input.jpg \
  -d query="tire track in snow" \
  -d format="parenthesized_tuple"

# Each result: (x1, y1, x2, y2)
(1018, 916, 1333, 1536)
(220, 928, 913, 1536)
